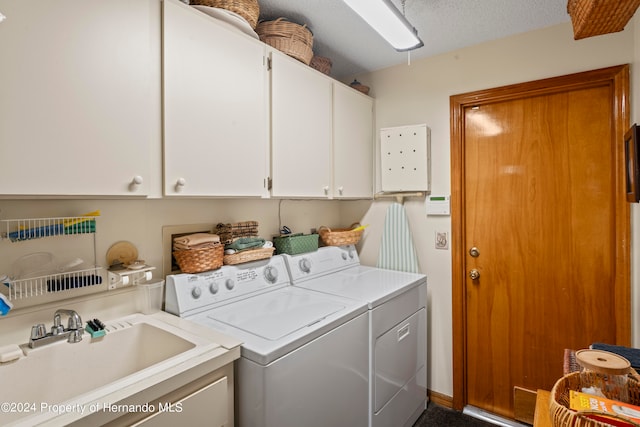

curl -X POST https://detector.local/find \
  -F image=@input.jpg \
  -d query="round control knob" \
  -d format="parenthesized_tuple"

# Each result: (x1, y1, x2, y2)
(191, 287, 202, 299)
(299, 258, 311, 273)
(349, 250, 355, 259)
(209, 282, 219, 294)
(225, 278, 235, 290)
(264, 266, 278, 283)
(341, 252, 348, 260)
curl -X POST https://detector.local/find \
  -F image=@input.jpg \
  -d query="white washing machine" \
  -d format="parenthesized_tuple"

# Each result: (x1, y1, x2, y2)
(165, 255, 369, 427)
(283, 245, 427, 427)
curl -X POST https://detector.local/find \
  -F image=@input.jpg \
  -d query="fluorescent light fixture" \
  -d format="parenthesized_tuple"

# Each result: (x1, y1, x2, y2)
(0, 12, 5, 23)
(343, 0, 423, 51)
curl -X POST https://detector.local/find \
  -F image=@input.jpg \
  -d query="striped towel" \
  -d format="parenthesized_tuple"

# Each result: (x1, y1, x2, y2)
(377, 203, 419, 273)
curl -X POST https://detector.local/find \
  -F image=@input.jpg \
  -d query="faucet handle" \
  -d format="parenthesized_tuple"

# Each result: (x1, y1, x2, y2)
(67, 314, 82, 330)
(30, 324, 47, 340)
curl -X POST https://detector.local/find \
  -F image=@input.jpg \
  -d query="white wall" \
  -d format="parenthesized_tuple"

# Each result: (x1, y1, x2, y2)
(344, 21, 637, 398)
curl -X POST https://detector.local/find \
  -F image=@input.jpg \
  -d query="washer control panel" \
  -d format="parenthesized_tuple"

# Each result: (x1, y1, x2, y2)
(283, 245, 359, 282)
(165, 255, 289, 316)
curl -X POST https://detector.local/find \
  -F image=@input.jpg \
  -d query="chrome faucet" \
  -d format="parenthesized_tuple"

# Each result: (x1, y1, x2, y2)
(28, 309, 84, 348)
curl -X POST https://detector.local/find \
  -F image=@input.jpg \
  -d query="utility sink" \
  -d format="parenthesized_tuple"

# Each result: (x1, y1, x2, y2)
(0, 313, 224, 426)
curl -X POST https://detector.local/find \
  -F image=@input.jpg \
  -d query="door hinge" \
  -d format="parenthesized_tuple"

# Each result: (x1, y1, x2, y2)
(266, 56, 272, 71)
(265, 177, 272, 190)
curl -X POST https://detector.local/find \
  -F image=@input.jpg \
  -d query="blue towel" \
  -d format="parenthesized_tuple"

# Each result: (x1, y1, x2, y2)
(377, 202, 420, 273)
(9, 224, 64, 241)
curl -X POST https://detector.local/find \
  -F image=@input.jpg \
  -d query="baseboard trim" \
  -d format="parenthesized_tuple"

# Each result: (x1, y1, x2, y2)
(427, 390, 453, 408)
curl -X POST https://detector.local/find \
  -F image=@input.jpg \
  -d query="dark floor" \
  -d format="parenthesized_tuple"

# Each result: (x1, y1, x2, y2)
(413, 402, 496, 427)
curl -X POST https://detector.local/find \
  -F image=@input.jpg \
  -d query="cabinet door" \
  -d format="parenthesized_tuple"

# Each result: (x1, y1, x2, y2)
(133, 376, 229, 427)
(270, 52, 333, 198)
(333, 85, 374, 198)
(0, 0, 156, 196)
(163, 0, 268, 197)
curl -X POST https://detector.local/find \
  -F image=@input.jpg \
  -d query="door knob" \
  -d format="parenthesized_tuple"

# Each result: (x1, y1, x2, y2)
(469, 269, 480, 280)
(469, 247, 480, 257)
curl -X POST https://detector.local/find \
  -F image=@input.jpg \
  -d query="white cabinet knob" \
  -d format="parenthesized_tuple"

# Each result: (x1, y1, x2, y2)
(323, 186, 329, 194)
(128, 175, 143, 192)
(175, 178, 186, 192)
(338, 186, 344, 195)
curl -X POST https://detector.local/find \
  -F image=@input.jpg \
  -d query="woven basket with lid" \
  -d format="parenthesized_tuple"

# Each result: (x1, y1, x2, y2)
(256, 18, 313, 65)
(190, 0, 260, 29)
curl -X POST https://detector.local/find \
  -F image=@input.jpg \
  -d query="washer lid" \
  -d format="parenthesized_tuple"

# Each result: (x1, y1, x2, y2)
(198, 286, 367, 365)
(296, 265, 426, 308)
(209, 290, 345, 340)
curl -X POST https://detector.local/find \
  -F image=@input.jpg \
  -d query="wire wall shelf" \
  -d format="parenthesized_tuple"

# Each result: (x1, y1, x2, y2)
(1, 216, 97, 242)
(1, 215, 103, 301)
(4, 267, 104, 301)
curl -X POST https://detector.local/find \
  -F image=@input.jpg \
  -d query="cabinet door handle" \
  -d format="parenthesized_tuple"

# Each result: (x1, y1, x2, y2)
(338, 186, 344, 195)
(175, 178, 186, 192)
(323, 186, 329, 195)
(129, 175, 143, 192)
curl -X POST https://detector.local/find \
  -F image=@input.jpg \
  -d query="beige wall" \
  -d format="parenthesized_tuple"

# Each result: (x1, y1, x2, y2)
(345, 20, 637, 398)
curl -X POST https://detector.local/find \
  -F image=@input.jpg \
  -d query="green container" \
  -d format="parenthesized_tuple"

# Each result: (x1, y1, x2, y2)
(273, 233, 319, 255)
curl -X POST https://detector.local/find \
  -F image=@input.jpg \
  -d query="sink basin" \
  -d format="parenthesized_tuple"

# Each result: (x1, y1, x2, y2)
(0, 314, 222, 426)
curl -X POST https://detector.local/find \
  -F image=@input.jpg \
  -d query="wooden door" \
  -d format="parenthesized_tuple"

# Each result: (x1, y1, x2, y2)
(451, 65, 630, 418)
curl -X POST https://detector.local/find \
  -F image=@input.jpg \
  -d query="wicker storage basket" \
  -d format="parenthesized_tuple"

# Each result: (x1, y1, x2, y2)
(567, 0, 640, 40)
(256, 18, 313, 65)
(223, 247, 275, 265)
(318, 223, 363, 246)
(550, 371, 640, 426)
(189, 0, 260, 29)
(173, 244, 224, 273)
(310, 56, 332, 75)
(274, 233, 319, 255)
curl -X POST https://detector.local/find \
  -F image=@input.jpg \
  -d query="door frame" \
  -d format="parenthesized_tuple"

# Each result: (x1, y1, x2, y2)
(450, 65, 631, 411)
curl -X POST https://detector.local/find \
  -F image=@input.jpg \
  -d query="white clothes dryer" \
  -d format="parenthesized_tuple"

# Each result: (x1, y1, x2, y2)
(283, 245, 427, 427)
(165, 255, 369, 427)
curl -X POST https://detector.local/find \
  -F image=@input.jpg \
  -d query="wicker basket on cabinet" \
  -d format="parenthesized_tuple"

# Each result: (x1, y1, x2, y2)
(567, 0, 640, 40)
(256, 18, 313, 65)
(190, 0, 260, 29)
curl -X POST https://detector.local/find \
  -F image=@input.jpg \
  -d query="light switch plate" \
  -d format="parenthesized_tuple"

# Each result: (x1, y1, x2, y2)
(435, 231, 449, 250)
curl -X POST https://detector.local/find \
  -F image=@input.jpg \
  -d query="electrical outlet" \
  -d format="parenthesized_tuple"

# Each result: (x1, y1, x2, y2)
(435, 231, 449, 250)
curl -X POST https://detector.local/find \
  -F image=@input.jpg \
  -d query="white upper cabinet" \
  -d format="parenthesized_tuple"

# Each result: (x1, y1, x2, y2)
(163, 0, 269, 197)
(270, 51, 333, 198)
(0, 0, 157, 196)
(333, 84, 374, 199)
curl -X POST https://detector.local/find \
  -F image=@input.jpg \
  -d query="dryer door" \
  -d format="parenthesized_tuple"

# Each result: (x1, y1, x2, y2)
(374, 308, 426, 412)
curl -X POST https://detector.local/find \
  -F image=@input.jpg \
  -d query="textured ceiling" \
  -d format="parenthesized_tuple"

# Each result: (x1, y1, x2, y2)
(258, 0, 571, 79)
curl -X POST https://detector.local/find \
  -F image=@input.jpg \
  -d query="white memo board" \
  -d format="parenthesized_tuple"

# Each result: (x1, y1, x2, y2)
(380, 124, 431, 192)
